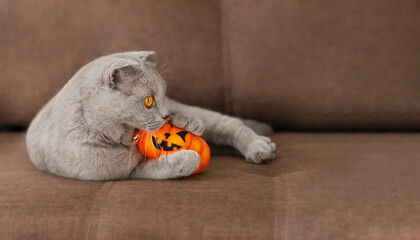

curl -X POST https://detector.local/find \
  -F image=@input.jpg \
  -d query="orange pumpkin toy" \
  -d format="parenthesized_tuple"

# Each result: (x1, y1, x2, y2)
(136, 124, 210, 174)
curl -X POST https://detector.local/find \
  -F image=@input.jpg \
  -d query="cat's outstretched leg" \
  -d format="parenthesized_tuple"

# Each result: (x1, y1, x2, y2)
(166, 98, 276, 164)
(130, 150, 201, 179)
(242, 119, 274, 136)
(206, 116, 276, 164)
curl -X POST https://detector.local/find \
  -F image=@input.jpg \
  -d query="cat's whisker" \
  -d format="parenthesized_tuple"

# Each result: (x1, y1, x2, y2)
(127, 144, 135, 170)
(155, 130, 168, 156)
(158, 60, 170, 75)
(133, 130, 141, 141)
(127, 129, 141, 171)
(158, 62, 167, 74)
(139, 129, 150, 141)
(158, 62, 176, 80)
(138, 130, 145, 140)
(145, 131, 150, 159)
(156, 130, 165, 141)
(151, 132, 158, 157)
(129, 130, 149, 171)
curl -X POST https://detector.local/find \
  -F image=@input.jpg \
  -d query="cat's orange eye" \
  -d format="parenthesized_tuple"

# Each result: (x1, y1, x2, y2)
(144, 96, 154, 108)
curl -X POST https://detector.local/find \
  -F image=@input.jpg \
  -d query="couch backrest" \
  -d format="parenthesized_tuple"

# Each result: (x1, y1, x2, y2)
(221, 0, 420, 130)
(1, 0, 419, 130)
(0, 0, 225, 127)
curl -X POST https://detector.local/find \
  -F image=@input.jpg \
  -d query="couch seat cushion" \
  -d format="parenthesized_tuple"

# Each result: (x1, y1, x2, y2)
(1, 132, 419, 239)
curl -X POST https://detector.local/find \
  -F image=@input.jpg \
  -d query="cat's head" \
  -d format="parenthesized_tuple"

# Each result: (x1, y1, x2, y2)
(82, 51, 170, 132)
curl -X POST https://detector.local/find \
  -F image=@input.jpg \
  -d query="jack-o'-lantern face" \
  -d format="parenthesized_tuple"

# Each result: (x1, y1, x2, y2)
(137, 124, 193, 159)
(151, 129, 189, 151)
(136, 123, 211, 174)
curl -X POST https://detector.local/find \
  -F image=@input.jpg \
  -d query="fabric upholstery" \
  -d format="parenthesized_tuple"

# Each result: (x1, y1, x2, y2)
(221, 0, 420, 130)
(0, 0, 224, 126)
(1, 1, 420, 238)
(1, 0, 420, 130)
(1, 132, 420, 239)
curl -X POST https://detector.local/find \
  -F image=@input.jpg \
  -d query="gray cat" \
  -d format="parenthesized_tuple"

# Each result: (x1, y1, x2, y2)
(26, 51, 276, 180)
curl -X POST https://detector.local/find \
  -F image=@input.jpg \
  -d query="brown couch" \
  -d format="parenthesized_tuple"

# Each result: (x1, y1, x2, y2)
(1, 0, 420, 239)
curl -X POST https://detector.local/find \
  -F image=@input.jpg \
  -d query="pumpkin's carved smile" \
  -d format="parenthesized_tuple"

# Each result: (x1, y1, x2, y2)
(151, 131, 189, 151)
(152, 137, 181, 151)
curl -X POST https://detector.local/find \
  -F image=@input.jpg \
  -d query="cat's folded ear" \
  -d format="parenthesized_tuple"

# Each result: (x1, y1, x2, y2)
(104, 60, 139, 88)
(102, 51, 158, 88)
(141, 51, 158, 66)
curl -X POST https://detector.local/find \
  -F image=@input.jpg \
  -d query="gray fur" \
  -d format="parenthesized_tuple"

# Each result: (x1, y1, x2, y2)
(26, 51, 276, 180)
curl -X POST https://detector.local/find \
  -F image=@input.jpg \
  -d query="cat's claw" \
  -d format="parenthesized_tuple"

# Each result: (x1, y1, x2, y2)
(245, 137, 277, 164)
(171, 113, 204, 136)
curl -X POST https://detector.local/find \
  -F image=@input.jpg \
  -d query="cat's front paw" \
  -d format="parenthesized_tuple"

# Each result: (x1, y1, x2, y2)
(167, 150, 201, 177)
(245, 136, 276, 164)
(171, 113, 204, 136)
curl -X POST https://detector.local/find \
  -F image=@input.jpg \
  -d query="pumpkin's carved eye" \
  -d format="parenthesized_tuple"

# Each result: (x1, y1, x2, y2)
(176, 131, 189, 142)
